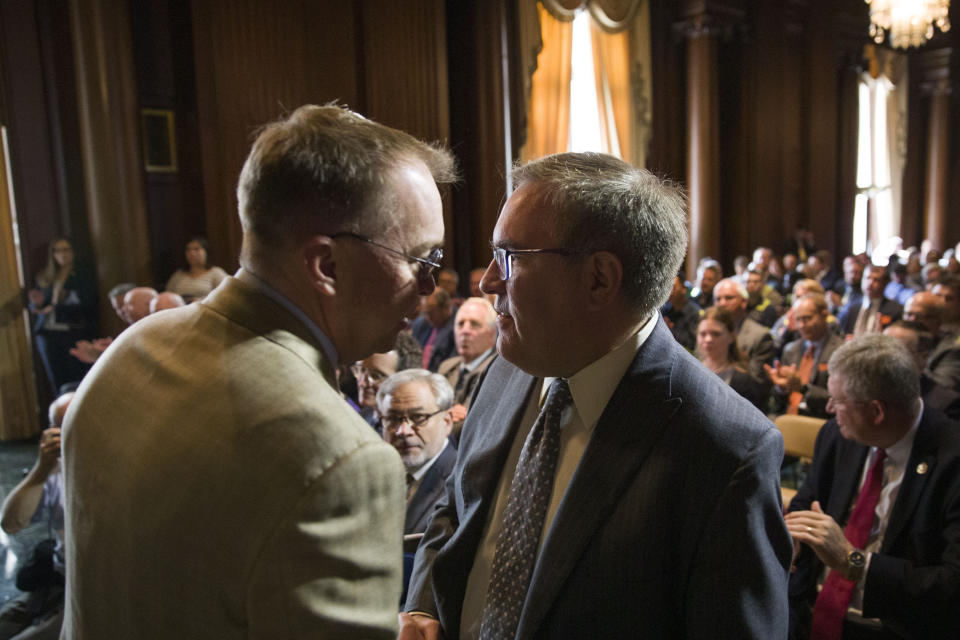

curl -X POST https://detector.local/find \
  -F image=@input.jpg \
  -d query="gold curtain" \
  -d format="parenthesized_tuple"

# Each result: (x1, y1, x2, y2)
(520, 4, 574, 162)
(521, 0, 652, 167)
(0, 127, 40, 440)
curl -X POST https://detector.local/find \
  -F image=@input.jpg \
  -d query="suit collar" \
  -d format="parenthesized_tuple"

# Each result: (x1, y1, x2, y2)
(202, 274, 339, 387)
(883, 407, 940, 549)
(517, 319, 683, 636)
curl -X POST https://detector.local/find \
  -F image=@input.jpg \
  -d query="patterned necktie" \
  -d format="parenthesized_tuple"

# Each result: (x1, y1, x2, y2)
(853, 300, 878, 337)
(810, 449, 887, 640)
(479, 378, 573, 640)
(787, 344, 816, 415)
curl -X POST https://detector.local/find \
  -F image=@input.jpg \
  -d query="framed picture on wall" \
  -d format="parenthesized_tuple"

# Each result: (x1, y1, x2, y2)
(140, 109, 178, 173)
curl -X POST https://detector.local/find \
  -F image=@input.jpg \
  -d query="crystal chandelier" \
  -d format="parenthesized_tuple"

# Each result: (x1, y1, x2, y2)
(866, 0, 952, 49)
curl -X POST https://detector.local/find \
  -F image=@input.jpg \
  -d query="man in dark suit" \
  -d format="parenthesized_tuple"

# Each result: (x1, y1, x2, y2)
(411, 288, 457, 371)
(714, 276, 777, 386)
(377, 369, 458, 538)
(903, 291, 960, 392)
(837, 265, 902, 337)
(884, 320, 960, 420)
(766, 293, 844, 418)
(401, 152, 791, 639)
(785, 334, 960, 639)
(438, 297, 498, 442)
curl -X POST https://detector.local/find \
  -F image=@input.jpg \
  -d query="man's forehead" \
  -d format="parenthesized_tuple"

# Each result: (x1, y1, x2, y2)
(494, 183, 557, 246)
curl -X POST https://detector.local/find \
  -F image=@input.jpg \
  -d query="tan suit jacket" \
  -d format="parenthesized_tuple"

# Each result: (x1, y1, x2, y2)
(61, 273, 405, 639)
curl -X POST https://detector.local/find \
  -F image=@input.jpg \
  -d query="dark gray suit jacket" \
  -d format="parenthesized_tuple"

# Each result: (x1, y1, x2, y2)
(405, 444, 457, 536)
(406, 319, 792, 639)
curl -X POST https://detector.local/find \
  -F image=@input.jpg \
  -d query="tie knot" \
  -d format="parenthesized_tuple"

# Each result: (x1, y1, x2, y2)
(544, 378, 573, 412)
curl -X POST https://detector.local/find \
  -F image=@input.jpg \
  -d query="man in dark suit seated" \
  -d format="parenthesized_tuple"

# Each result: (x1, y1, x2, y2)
(903, 290, 960, 392)
(411, 288, 457, 371)
(401, 152, 790, 639)
(837, 265, 902, 337)
(766, 293, 844, 418)
(438, 297, 498, 442)
(884, 320, 960, 420)
(785, 334, 960, 639)
(377, 369, 457, 538)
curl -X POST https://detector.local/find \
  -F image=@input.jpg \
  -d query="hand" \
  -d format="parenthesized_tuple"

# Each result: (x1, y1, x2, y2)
(763, 361, 800, 391)
(70, 337, 112, 363)
(37, 426, 62, 470)
(398, 612, 443, 640)
(449, 404, 467, 423)
(784, 501, 853, 575)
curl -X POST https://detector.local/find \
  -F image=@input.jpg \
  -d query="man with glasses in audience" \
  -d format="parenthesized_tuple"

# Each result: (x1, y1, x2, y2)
(61, 105, 455, 638)
(377, 370, 457, 537)
(402, 152, 790, 639)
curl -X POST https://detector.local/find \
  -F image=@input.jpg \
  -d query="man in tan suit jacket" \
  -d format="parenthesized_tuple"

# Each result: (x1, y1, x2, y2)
(60, 105, 455, 638)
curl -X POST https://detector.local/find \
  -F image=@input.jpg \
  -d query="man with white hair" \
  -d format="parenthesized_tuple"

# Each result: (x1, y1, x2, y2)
(377, 369, 457, 537)
(786, 334, 960, 638)
(438, 297, 497, 438)
(149, 291, 185, 314)
(713, 276, 776, 385)
(120, 286, 157, 324)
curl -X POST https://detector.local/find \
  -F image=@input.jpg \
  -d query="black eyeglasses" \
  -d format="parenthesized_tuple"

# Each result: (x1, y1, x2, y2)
(491, 245, 581, 281)
(381, 408, 446, 432)
(332, 232, 443, 287)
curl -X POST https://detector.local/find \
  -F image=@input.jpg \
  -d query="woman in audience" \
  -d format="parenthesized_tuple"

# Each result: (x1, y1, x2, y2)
(164, 236, 227, 302)
(28, 238, 97, 392)
(696, 306, 766, 409)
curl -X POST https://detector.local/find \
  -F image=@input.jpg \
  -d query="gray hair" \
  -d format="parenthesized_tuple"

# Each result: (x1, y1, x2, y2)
(715, 277, 749, 300)
(457, 297, 496, 328)
(237, 104, 457, 258)
(828, 334, 920, 409)
(511, 152, 688, 317)
(108, 282, 136, 304)
(376, 369, 454, 413)
(793, 292, 827, 314)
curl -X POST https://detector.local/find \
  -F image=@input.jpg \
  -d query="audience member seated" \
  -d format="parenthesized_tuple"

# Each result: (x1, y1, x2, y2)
(806, 249, 842, 295)
(827, 255, 865, 313)
(437, 297, 497, 442)
(884, 320, 960, 420)
(781, 253, 805, 296)
(411, 288, 456, 371)
(785, 335, 960, 639)
(436, 268, 461, 303)
(733, 254, 749, 277)
(149, 292, 185, 314)
(0, 392, 73, 640)
(745, 266, 781, 327)
(690, 258, 721, 308)
(106, 283, 135, 322)
(771, 279, 826, 354)
(163, 236, 227, 303)
(837, 264, 902, 337)
(712, 277, 775, 388)
(27, 238, 98, 393)
(932, 274, 960, 334)
(468, 268, 485, 298)
(903, 290, 960, 392)
(883, 260, 917, 305)
(121, 287, 157, 325)
(376, 370, 457, 538)
(351, 331, 423, 431)
(765, 294, 843, 418)
(695, 307, 766, 409)
(921, 261, 943, 290)
(661, 273, 701, 351)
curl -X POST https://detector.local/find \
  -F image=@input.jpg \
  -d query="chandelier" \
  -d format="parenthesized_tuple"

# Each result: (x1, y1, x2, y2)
(866, 0, 951, 49)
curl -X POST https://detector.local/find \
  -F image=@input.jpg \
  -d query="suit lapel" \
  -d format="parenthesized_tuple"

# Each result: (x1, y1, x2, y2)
(516, 322, 683, 637)
(827, 439, 869, 523)
(883, 410, 937, 550)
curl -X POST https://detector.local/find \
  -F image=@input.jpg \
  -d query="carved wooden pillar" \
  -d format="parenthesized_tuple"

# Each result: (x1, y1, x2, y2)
(678, 2, 743, 279)
(70, 0, 152, 338)
(917, 48, 953, 251)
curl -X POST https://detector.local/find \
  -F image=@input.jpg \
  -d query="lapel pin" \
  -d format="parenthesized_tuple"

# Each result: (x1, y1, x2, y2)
(916, 462, 928, 475)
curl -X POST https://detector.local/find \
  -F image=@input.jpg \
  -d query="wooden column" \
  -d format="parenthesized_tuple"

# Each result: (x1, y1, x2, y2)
(70, 0, 153, 338)
(923, 78, 951, 250)
(684, 16, 721, 280)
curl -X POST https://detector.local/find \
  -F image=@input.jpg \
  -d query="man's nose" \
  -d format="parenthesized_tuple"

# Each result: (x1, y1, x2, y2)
(480, 258, 503, 295)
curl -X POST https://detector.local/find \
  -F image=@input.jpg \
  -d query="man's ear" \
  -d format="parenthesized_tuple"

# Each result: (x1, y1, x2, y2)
(584, 251, 623, 305)
(870, 399, 886, 426)
(302, 235, 337, 297)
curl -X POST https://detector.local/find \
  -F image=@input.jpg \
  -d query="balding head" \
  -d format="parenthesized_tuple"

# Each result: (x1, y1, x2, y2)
(150, 292, 186, 314)
(903, 291, 943, 334)
(48, 392, 75, 427)
(454, 297, 497, 362)
(122, 287, 158, 324)
(713, 278, 748, 320)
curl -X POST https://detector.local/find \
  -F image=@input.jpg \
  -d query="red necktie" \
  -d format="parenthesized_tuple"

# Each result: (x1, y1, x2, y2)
(422, 327, 438, 368)
(810, 449, 887, 639)
(787, 344, 816, 415)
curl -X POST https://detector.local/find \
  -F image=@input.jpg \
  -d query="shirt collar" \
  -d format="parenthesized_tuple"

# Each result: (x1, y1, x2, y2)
(236, 268, 340, 366)
(542, 315, 657, 432)
(463, 347, 494, 372)
(881, 400, 923, 470)
(411, 439, 449, 481)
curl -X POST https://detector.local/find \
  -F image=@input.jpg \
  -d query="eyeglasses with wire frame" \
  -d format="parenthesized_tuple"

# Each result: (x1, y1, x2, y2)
(381, 408, 447, 432)
(490, 245, 581, 280)
(332, 232, 443, 288)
